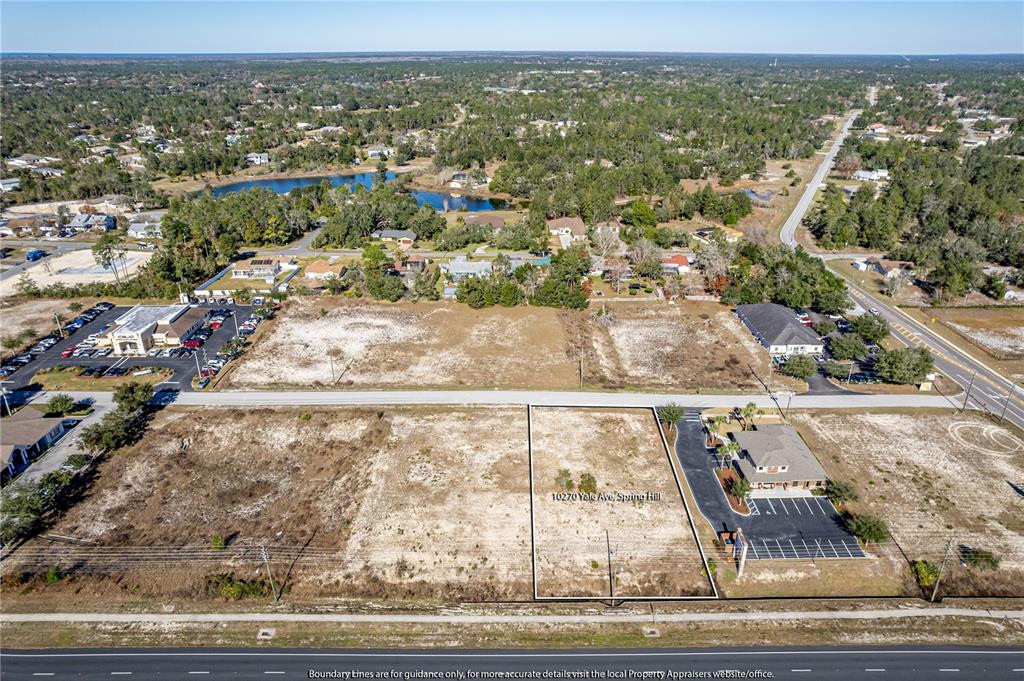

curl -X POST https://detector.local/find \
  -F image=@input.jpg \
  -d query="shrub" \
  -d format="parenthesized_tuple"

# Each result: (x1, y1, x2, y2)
(64, 454, 91, 470)
(205, 573, 274, 600)
(578, 473, 598, 494)
(963, 548, 1001, 571)
(912, 559, 940, 587)
(875, 347, 934, 384)
(847, 514, 890, 545)
(44, 565, 67, 584)
(211, 534, 226, 551)
(824, 480, 859, 505)
(555, 468, 574, 491)
(656, 402, 685, 428)
(728, 477, 751, 499)
(46, 394, 77, 416)
(780, 354, 816, 379)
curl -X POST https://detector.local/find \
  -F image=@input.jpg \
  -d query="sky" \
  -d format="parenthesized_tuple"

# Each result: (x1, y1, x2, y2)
(1, 1, 1022, 56)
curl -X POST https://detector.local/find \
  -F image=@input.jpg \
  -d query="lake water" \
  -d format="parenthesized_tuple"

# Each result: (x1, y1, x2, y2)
(210, 171, 506, 211)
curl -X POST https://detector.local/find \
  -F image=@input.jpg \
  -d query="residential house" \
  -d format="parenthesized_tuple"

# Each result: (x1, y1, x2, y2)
(852, 169, 890, 182)
(546, 216, 587, 241)
(394, 254, 428, 274)
(303, 258, 348, 281)
(0, 178, 20, 193)
(127, 219, 163, 239)
(246, 152, 270, 166)
(865, 256, 913, 280)
(661, 254, 691, 276)
(465, 214, 506, 232)
(68, 213, 115, 233)
(371, 229, 416, 248)
(232, 257, 295, 280)
(732, 425, 828, 491)
(1, 408, 68, 479)
(88, 145, 115, 156)
(104, 304, 206, 356)
(31, 167, 65, 178)
(366, 143, 395, 159)
(441, 256, 492, 282)
(8, 154, 58, 167)
(740, 188, 774, 207)
(735, 303, 825, 357)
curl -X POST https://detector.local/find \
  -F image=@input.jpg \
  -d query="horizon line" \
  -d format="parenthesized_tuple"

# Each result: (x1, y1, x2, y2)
(3, 50, 1023, 58)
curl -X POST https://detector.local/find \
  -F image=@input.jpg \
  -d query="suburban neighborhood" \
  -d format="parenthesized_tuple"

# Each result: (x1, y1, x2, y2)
(0, 31, 1022, 676)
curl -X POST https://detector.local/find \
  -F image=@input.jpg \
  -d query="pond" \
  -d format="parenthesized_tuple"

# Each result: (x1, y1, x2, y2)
(209, 171, 507, 211)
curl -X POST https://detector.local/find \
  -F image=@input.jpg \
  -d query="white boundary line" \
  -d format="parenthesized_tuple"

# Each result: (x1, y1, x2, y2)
(528, 405, 718, 601)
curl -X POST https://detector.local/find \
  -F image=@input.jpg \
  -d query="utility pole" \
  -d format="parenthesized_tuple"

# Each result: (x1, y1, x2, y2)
(785, 391, 794, 418)
(766, 359, 774, 395)
(930, 536, 954, 603)
(0, 383, 11, 417)
(1000, 381, 1018, 422)
(846, 362, 854, 384)
(329, 355, 336, 383)
(260, 544, 280, 601)
(961, 371, 978, 414)
(606, 530, 614, 603)
(735, 527, 749, 579)
(54, 313, 65, 338)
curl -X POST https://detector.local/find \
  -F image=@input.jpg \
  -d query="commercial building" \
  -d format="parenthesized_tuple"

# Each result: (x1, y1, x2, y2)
(1, 408, 68, 479)
(732, 425, 828, 491)
(735, 303, 825, 357)
(105, 304, 206, 356)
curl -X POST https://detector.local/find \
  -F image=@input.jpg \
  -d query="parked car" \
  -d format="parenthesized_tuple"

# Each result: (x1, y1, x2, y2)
(94, 348, 113, 357)
(103, 366, 127, 377)
(95, 302, 114, 311)
(183, 339, 203, 348)
(60, 346, 77, 358)
(197, 376, 211, 389)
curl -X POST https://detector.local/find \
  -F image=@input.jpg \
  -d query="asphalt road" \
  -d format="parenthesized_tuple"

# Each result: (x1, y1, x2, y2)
(779, 110, 861, 248)
(3, 647, 1023, 679)
(10, 388, 957, 411)
(775, 102, 1024, 434)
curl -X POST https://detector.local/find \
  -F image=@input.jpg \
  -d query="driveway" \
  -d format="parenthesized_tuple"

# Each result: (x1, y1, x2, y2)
(672, 409, 865, 560)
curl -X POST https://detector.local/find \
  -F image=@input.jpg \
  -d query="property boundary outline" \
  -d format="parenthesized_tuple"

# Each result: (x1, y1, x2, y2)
(527, 404, 719, 601)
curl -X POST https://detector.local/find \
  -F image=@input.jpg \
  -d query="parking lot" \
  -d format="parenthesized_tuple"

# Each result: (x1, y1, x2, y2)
(2, 301, 256, 393)
(673, 409, 869, 562)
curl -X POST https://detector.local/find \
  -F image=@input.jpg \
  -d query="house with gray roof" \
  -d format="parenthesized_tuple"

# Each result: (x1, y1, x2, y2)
(735, 303, 824, 357)
(440, 256, 492, 282)
(732, 425, 828, 491)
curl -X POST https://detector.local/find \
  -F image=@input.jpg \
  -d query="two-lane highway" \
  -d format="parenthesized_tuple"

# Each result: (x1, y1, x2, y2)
(778, 92, 1024, 433)
(3, 647, 1024, 680)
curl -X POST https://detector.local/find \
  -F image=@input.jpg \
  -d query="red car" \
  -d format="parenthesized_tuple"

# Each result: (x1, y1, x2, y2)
(60, 346, 77, 358)
(183, 339, 203, 348)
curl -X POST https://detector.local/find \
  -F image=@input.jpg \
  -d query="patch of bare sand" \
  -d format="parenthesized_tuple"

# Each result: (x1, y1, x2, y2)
(791, 411, 1024, 569)
(225, 299, 576, 389)
(530, 407, 711, 598)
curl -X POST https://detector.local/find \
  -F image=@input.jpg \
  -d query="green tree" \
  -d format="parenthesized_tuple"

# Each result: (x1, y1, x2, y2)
(728, 476, 751, 500)
(829, 332, 868, 360)
(739, 401, 763, 430)
(780, 354, 816, 379)
(847, 514, 890, 546)
(78, 411, 132, 455)
(113, 381, 154, 413)
(46, 393, 77, 416)
(824, 480, 859, 505)
(850, 314, 889, 344)
(912, 559, 940, 587)
(656, 402, 685, 430)
(875, 347, 934, 384)
(963, 548, 1000, 571)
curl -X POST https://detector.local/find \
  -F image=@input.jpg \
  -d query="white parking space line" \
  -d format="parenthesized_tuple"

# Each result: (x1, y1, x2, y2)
(111, 673, 133, 676)
(792, 499, 802, 515)
(842, 540, 855, 558)
(791, 670, 812, 673)
(938, 669, 960, 673)
(864, 669, 886, 672)
(780, 499, 790, 515)
(762, 539, 772, 558)
(814, 497, 829, 513)
(790, 539, 798, 556)
(804, 498, 814, 514)
(32, 674, 55, 677)
(775, 538, 785, 555)
(766, 498, 776, 515)
(264, 673, 286, 676)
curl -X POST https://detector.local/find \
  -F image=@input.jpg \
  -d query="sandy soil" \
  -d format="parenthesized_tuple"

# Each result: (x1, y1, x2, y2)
(578, 302, 802, 392)
(32, 406, 533, 600)
(530, 407, 712, 598)
(223, 299, 578, 390)
(0, 250, 152, 297)
(791, 411, 1024, 573)
(0, 298, 96, 350)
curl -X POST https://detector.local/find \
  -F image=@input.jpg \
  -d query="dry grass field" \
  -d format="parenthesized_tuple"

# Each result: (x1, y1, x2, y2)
(530, 407, 713, 598)
(225, 298, 789, 393)
(32, 406, 533, 600)
(0, 298, 96, 352)
(576, 302, 803, 393)
(791, 410, 1024, 595)
(223, 299, 578, 390)
(901, 307, 1024, 380)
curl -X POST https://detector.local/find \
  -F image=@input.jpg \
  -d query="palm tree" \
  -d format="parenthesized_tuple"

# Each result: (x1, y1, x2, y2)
(740, 401, 764, 430)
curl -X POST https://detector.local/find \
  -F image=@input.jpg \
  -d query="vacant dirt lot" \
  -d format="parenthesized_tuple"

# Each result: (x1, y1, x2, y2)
(0, 250, 152, 297)
(224, 299, 578, 390)
(0, 298, 95, 352)
(226, 298, 785, 392)
(577, 302, 801, 392)
(791, 411, 1024, 581)
(37, 406, 533, 600)
(530, 407, 712, 598)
